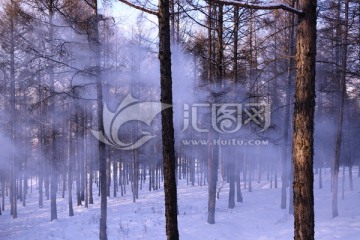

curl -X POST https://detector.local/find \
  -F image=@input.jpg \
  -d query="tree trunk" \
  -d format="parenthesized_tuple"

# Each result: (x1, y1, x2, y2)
(9, 0, 17, 219)
(87, 1, 108, 239)
(113, 159, 117, 198)
(23, 152, 28, 207)
(48, 0, 58, 222)
(1, 179, 5, 211)
(281, 0, 296, 210)
(208, 3, 223, 225)
(207, 3, 213, 82)
(228, 158, 235, 209)
(207, 131, 218, 224)
(233, 6, 239, 82)
(68, 106, 74, 217)
(76, 113, 82, 206)
(158, 0, 179, 239)
(106, 150, 111, 198)
(292, 0, 317, 239)
(332, 0, 349, 219)
(235, 149, 243, 202)
(38, 82, 44, 208)
(346, 106, 353, 191)
(341, 164, 345, 200)
(84, 110, 88, 208)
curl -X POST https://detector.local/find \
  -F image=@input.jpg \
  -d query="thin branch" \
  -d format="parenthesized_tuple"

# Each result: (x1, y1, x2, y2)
(178, 3, 217, 31)
(117, 0, 159, 16)
(214, 0, 303, 16)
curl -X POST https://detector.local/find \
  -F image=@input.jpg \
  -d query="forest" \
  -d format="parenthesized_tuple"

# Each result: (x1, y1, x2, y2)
(0, 0, 359, 240)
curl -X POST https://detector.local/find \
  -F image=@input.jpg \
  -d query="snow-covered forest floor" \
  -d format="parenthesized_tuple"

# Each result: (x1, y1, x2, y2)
(1, 168, 359, 240)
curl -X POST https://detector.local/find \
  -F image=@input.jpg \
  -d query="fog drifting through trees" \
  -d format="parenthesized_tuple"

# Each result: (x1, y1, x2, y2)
(0, 0, 359, 240)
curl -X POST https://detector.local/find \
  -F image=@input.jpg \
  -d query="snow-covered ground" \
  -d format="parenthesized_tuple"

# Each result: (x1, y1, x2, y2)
(1, 168, 359, 240)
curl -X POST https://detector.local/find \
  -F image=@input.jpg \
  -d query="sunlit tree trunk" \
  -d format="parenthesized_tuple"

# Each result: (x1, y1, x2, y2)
(292, 0, 317, 239)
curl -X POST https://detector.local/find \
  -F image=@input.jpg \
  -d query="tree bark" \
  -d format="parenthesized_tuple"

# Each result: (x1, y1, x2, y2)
(38, 82, 44, 208)
(228, 158, 235, 208)
(281, 0, 296, 210)
(9, 0, 17, 219)
(332, 0, 349, 219)
(207, 3, 213, 82)
(233, 6, 239, 82)
(76, 113, 82, 206)
(235, 149, 243, 202)
(158, 0, 179, 239)
(47, 0, 58, 222)
(68, 105, 74, 217)
(87, 1, 108, 239)
(346, 106, 353, 191)
(84, 109, 88, 208)
(208, 3, 223, 225)
(292, 0, 317, 239)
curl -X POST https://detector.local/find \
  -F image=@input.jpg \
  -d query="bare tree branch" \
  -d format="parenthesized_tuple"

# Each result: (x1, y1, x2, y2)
(117, 0, 159, 16)
(214, 0, 303, 15)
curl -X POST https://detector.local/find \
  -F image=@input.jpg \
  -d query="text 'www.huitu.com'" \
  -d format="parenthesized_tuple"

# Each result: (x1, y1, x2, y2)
(181, 139, 269, 146)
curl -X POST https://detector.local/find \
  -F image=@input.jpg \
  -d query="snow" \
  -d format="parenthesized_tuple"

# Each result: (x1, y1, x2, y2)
(1, 168, 359, 239)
